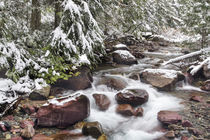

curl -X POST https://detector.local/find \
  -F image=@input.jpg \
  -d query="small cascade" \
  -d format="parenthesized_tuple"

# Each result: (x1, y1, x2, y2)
(66, 68, 183, 139)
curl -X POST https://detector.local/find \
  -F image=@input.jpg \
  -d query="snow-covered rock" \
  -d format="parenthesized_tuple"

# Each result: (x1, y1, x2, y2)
(113, 44, 129, 51)
(140, 69, 185, 91)
(112, 50, 137, 65)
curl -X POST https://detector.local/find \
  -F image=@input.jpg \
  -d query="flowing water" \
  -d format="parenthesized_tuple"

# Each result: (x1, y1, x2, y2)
(64, 63, 184, 140)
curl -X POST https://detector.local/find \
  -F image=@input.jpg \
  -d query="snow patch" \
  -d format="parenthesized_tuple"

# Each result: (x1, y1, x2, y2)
(114, 50, 135, 59)
(143, 69, 181, 79)
(190, 57, 210, 75)
(114, 44, 127, 48)
(43, 93, 80, 106)
(78, 54, 90, 65)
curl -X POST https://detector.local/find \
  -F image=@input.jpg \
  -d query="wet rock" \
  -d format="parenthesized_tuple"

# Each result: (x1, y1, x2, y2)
(128, 73, 140, 80)
(93, 94, 111, 111)
(97, 75, 128, 90)
(190, 96, 203, 102)
(36, 95, 90, 128)
(11, 137, 24, 140)
(130, 49, 145, 59)
(53, 66, 93, 91)
(82, 122, 104, 139)
(21, 124, 35, 138)
(115, 89, 149, 106)
(134, 107, 144, 117)
(165, 130, 175, 138)
(157, 111, 182, 125)
(50, 131, 85, 140)
(140, 69, 185, 91)
(29, 85, 51, 100)
(112, 50, 137, 65)
(200, 79, 210, 91)
(182, 120, 193, 127)
(116, 104, 135, 116)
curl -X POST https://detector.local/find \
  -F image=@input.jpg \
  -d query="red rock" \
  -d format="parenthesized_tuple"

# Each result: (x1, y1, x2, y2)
(190, 95, 203, 102)
(32, 134, 52, 140)
(116, 104, 135, 116)
(182, 120, 193, 127)
(115, 89, 149, 106)
(134, 107, 144, 117)
(201, 79, 210, 91)
(11, 137, 24, 140)
(157, 111, 182, 125)
(181, 136, 189, 140)
(93, 94, 111, 111)
(20, 120, 35, 128)
(36, 95, 90, 128)
(10, 128, 21, 133)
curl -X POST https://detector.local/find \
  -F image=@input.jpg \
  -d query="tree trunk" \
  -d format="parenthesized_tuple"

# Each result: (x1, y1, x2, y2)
(31, 0, 41, 31)
(55, 0, 62, 28)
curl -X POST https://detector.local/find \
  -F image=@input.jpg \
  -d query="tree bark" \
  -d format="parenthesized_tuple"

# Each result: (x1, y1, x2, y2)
(54, 0, 62, 28)
(31, 0, 41, 31)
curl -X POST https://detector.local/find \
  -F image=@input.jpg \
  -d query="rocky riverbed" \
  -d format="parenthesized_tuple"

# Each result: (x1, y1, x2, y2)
(0, 36, 209, 140)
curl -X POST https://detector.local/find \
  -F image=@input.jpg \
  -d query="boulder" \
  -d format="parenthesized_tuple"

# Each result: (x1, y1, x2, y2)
(201, 79, 210, 91)
(53, 67, 93, 91)
(82, 122, 104, 139)
(190, 95, 203, 102)
(112, 50, 137, 65)
(29, 85, 51, 100)
(128, 73, 140, 80)
(36, 95, 90, 128)
(93, 94, 111, 111)
(115, 89, 149, 106)
(116, 104, 135, 116)
(21, 124, 35, 138)
(97, 75, 128, 90)
(49, 87, 66, 96)
(157, 111, 182, 125)
(140, 69, 185, 91)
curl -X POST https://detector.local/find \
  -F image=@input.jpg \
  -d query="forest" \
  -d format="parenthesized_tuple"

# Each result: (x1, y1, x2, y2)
(0, 0, 209, 140)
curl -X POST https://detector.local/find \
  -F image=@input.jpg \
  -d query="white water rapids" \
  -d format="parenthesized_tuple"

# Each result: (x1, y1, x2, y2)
(64, 65, 183, 140)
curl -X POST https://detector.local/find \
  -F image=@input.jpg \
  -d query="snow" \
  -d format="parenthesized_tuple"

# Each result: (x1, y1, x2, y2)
(154, 28, 201, 43)
(143, 69, 181, 79)
(0, 1, 4, 9)
(78, 54, 91, 65)
(45, 50, 50, 57)
(0, 79, 17, 104)
(43, 93, 80, 106)
(114, 44, 127, 48)
(162, 50, 202, 65)
(190, 57, 210, 76)
(114, 50, 135, 59)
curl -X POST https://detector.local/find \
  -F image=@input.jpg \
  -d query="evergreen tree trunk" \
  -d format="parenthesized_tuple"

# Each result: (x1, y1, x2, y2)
(31, 0, 41, 31)
(54, 0, 62, 28)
